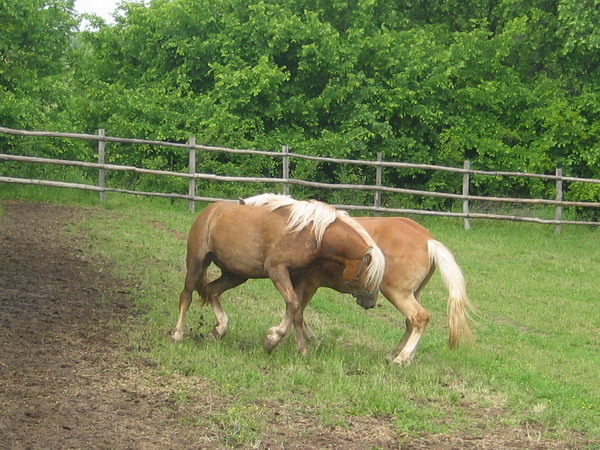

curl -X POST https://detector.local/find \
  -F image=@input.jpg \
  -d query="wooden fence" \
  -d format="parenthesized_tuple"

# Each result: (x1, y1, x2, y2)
(1, 126, 599, 233)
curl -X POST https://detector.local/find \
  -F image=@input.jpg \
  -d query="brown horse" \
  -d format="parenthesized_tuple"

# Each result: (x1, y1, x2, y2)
(243, 194, 474, 366)
(171, 195, 385, 355)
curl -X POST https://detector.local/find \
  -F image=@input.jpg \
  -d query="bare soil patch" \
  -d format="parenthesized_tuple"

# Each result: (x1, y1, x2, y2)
(0, 201, 591, 449)
(0, 202, 217, 449)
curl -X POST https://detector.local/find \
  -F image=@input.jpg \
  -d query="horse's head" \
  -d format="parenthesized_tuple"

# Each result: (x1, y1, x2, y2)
(343, 246, 384, 309)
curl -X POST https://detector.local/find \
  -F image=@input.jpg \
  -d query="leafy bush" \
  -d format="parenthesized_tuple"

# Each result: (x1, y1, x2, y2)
(567, 183, 600, 222)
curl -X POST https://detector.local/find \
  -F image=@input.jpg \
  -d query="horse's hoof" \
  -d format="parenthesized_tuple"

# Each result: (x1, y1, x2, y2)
(264, 338, 276, 354)
(264, 328, 282, 354)
(390, 355, 414, 367)
(212, 326, 227, 339)
(171, 330, 184, 342)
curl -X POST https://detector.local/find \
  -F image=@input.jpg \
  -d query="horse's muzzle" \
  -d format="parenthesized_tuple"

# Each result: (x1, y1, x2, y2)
(354, 292, 378, 310)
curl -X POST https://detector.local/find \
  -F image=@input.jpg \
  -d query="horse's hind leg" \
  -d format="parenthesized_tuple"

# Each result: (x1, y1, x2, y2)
(384, 289, 430, 366)
(203, 272, 247, 339)
(172, 257, 207, 342)
(296, 280, 319, 344)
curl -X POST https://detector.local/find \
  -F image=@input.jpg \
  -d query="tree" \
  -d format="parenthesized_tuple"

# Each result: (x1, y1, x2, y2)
(9, 0, 596, 208)
(0, 0, 77, 128)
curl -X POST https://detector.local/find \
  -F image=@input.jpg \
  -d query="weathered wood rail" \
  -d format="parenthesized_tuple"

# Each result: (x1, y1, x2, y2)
(1, 126, 598, 231)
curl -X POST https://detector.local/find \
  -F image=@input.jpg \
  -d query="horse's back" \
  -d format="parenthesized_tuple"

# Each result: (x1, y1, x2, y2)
(356, 217, 432, 249)
(189, 202, 284, 240)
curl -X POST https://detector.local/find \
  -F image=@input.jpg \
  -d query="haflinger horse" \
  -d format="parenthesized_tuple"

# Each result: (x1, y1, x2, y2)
(171, 195, 385, 355)
(243, 194, 474, 366)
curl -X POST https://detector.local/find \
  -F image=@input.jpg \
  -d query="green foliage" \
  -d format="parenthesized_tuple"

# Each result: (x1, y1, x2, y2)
(0, 0, 77, 127)
(0, 0, 92, 180)
(567, 182, 600, 221)
(2, 0, 599, 207)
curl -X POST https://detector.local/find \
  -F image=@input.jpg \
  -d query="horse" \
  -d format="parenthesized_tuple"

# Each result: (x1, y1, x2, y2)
(243, 194, 474, 366)
(171, 195, 385, 355)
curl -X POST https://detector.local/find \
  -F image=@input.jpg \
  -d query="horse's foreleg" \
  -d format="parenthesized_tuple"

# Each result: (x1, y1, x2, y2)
(266, 267, 306, 355)
(264, 305, 294, 354)
(384, 290, 430, 366)
(388, 317, 414, 362)
(292, 305, 307, 355)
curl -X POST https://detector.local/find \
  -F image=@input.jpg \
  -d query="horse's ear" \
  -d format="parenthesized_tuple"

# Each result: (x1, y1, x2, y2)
(238, 198, 246, 205)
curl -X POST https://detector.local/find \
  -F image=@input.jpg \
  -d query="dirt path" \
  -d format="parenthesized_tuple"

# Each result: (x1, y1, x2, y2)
(0, 202, 217, 449)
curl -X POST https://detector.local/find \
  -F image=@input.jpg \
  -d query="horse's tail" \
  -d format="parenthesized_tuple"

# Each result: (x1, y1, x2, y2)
(427, 239, 475, 348)
(196, 265, 211, 306)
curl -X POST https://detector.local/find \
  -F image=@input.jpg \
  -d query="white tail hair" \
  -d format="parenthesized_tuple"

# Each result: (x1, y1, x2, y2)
(427, 240, 475, 347)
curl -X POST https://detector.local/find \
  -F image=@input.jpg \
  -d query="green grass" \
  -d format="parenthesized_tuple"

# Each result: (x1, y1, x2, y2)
(2, 185, 599, 447)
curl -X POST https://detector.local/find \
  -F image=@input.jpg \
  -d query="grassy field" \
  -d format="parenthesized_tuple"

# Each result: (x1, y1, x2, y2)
(2, 185, 599, 447)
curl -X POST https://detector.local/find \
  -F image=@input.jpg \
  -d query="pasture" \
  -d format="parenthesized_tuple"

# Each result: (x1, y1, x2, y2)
(1, 185, 598, 448)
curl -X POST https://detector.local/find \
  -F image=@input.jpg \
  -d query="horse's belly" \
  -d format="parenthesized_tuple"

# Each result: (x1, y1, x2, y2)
(210, 246, 269, 278)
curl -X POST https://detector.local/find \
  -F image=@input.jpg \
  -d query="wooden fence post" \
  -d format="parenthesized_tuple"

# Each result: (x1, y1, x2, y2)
(282, 145, 290, 195)
(374, 152, 383, 216)
(188, 136, 196, 212)
(463, 160, 471, 230)
(555, 167, 563, 234)
(98, 129, 106, 202)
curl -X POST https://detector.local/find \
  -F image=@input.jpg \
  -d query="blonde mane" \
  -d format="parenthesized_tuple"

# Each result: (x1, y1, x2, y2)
(243, 193, 385, 291)
(243, 193, 339, 246)
(337, 214, 385, 290)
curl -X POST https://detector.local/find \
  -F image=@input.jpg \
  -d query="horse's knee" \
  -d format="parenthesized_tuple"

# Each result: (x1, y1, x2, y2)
(411, 309, 430, 330)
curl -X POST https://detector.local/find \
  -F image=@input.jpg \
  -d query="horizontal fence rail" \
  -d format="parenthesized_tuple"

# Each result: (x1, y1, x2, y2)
(1, 126, 598, 232)
(3, 126, 598, 183)
(2, 153, 599, 209)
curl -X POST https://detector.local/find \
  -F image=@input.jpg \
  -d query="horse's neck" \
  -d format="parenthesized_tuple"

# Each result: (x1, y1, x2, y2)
(311, 259, 349, 291)
(319, 220, 364, 261)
